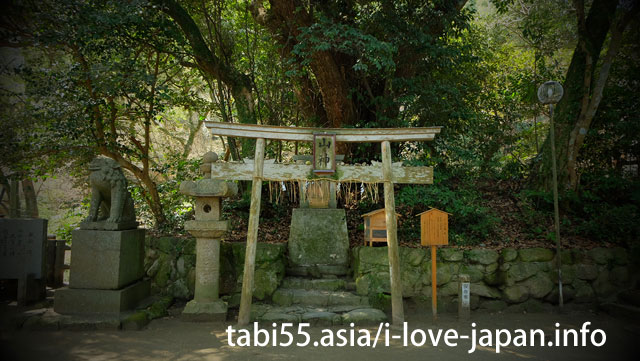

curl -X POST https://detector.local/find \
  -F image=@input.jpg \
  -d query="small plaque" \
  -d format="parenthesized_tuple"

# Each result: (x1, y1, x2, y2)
(461, 282, 470, 307)
(313, 133, 336, 175)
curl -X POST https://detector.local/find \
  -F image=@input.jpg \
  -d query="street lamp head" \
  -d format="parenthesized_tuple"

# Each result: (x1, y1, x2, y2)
(537, 81, 564, 104)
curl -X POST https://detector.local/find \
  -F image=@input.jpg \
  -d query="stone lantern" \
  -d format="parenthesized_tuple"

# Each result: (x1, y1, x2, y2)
(179, 152, 237, 321)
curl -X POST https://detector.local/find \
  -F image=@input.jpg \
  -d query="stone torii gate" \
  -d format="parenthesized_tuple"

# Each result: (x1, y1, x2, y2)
(204, 121, 441, 326)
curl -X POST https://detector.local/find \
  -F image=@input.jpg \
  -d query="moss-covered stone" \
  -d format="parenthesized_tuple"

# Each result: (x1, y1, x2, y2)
(459, 264, 484, 283)
(436, 262, 457, 285)
(153, 253, 174, 289)
(571, 249, 590, 264)
(401, 268, 422, 297)
(559, 250, 573, 265)
(153, 237, 179, 254)
(609, 266, 630, 286)
(575, 264, 599, 280)
(168, 279, 191, 299)
(253, 267, 282, 300)
(545, 285, 575, 305)
(589, 248, 613, 265)
(522, 273, 553, 299)
(146, 296, 173, 319)
(505, 262, 543, 284)
(272, 289, 293, 306)
(122, 311, 150, 331)
(479, 299, 507, 311)
(501, 248, 518, 262)
(440, 248, 463, 262)
(503, 285, 529, 303)
(467, 249, 499, 265)
(433, 282, 459, 297)
(471, 283, 501, 299)
(485, 263, 498, 273)
(420, 261, 432, 285)
(549, 265, 576, 285)
(518, 248, 554, 262)
(181, 238, 196, 255)
(573, 279, 595, 303)
(356, 272, 390, 295)
(592, 270, 616, 299)
(288, 209, 349, 271)
(356, 246, 390, 274)
(187, 268, 196, 295)
(369, 293, 392, 313)
(341, 308, 387, 325)
(611, 247, 628, 265)
(521, 298, 546, 313)
(401, 247, 426, 266)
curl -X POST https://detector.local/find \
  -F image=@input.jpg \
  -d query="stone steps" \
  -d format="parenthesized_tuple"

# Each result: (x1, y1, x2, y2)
(280, 277, 346, 291)
(249, 304, 387, 326)
(600, 303, 640, 323)
(272, 288, 369, 308)
(257, 275, 387, 325)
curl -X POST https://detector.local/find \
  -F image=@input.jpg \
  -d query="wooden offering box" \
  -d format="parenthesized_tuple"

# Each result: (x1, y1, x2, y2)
(418, 208, 450, 246)
(362, 208, 399, 246)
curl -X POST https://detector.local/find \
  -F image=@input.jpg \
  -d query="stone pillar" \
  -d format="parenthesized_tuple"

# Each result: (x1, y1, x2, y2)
(458, 274, 471, 320)
(180, 175, 237, 322)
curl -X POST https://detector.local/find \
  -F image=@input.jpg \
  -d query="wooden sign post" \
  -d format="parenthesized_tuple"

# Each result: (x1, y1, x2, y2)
(418, 208, 451, 319)
(313, 133, 336, 175)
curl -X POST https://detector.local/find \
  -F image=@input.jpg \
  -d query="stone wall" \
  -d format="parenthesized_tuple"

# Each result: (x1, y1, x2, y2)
(144, 237, 286, 302)
(352, 246, 637, 312)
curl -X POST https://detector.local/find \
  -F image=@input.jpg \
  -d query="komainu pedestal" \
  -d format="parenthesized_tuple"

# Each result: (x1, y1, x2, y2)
(54, 156, 148, 315)
(54, 229, 149, 315)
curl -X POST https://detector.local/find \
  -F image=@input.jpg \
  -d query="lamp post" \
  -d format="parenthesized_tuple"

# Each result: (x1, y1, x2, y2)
(537, 81, 564, 308)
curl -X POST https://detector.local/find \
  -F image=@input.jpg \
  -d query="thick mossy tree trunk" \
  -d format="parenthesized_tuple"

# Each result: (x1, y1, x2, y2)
(534, 0, 638, 190)
(155, 0, 257, 158)
(250, 0, 467, 158)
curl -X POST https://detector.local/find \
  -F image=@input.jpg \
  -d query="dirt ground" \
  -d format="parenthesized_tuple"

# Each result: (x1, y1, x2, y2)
(1, 306, 636, 361)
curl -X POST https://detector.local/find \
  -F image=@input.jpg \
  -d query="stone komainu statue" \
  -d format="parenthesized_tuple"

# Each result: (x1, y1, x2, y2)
(82, 157, 137, 229)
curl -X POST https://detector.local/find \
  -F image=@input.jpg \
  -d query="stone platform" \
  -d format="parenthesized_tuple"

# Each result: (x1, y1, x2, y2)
(250, 276, 386, 326)
(54, 228, 149, 315)
(69, 228, 145, 289)
(287, 208, 349, 276)
(54, 279, 150, 315)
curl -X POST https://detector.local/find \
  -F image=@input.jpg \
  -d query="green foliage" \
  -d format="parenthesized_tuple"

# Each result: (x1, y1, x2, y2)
(1, 0, 636, 246)
(293, 15, 397, 75)
(54, 206, 86, 243)
(519, 173, 640, 244)
(395, 173, 500, 245)
(130, 155, 200, 233)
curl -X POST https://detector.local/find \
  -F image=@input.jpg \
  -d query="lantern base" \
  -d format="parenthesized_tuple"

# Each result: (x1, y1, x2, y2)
(182, 299, 227, 322)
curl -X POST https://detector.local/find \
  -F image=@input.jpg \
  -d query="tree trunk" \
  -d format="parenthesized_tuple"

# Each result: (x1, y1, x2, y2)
(143, 176, 167, 228)
(9, 179, 20, 218)
(155, 0, 257, 149)
(21, 179, 38, 218)
(250, 0, 355, 129)
(534, 0, 618, 190)
(565, 3, 640, 188)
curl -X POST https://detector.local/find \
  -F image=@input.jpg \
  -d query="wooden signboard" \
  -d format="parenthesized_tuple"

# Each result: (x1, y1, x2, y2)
(419, 208, 450, 246)
(313, 133, 336, 175)
(307, 181, 331, 208)
(417, 207, 451, 319)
